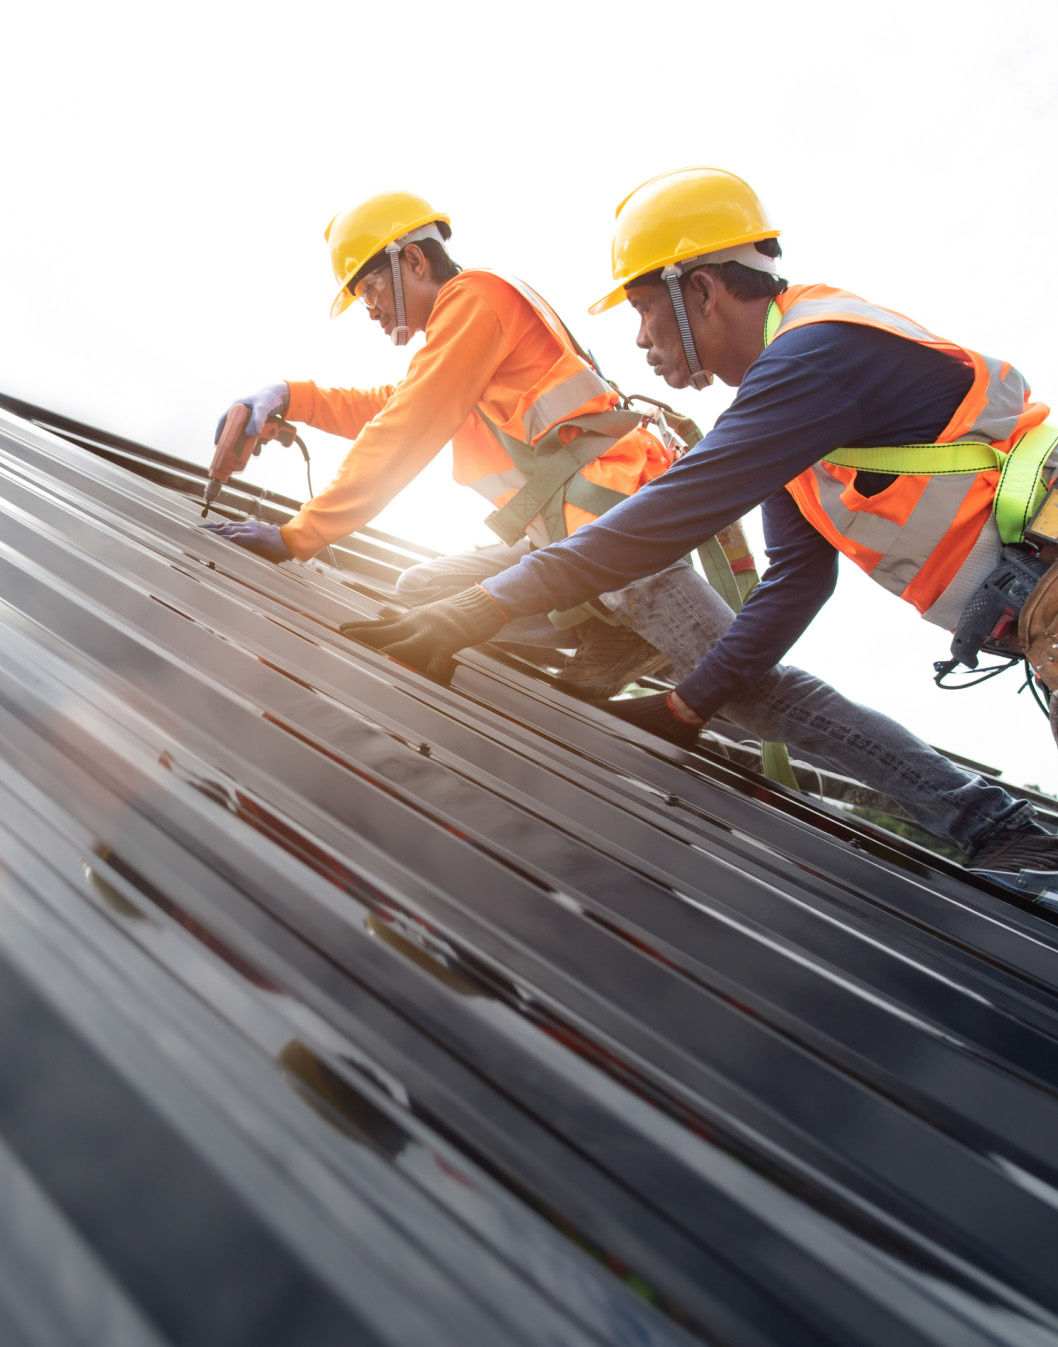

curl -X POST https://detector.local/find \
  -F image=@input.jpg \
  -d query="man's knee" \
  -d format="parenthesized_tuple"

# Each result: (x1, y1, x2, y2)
(394, 561, 468, 607)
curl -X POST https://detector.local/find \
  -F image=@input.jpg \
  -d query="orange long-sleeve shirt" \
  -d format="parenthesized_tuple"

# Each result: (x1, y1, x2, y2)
(280, 270, 632, 559)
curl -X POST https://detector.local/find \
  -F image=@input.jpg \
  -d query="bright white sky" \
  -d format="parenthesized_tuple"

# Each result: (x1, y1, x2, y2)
(3, 0, 1058, 793)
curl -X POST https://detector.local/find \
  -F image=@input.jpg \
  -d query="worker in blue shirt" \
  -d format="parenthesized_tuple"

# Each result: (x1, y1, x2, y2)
(341, 168, 1058, 904)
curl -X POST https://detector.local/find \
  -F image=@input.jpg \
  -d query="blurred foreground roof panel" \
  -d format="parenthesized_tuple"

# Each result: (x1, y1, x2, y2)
(0, 395, 1057, 1347)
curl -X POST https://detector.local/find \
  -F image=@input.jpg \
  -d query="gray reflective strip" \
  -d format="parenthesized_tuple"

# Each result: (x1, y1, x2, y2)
(476, 271, 613, 437)
(499, 274, 566, 338)
(467, 468, 526, 503)
(780, 296, 1035, 446)
(811, 464, 977, 600)
(523, 368, 612, 442)
(967, 355, 1033, 442)
(775, 296, 938, 342)
(923, 518, 1003, 630)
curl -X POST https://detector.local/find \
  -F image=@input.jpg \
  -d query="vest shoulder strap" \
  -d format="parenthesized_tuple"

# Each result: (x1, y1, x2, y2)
(764, 298, 782, 346)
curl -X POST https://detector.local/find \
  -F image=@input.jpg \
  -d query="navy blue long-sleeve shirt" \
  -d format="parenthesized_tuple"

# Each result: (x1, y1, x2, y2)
(483, 315, 975, 720)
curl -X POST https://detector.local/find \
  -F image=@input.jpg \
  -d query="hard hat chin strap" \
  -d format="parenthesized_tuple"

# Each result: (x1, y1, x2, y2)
(386, 242, 411, 346)
(661, 264, 713, 390)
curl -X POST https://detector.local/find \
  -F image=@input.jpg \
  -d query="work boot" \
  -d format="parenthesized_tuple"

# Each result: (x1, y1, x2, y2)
(968, 830, 1058, 911)
(556, 619, 670, 699)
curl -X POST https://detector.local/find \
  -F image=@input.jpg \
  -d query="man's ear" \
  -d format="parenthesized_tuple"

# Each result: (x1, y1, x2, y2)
(683, 267, 717, 319)
(402, 243, 428, 279)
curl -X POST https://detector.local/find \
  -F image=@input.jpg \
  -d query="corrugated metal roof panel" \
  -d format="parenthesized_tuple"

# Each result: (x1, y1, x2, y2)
(0, 397, 1057, 1345)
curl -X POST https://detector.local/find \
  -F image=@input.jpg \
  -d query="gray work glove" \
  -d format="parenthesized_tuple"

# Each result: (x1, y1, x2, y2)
(214, 383, 290, 442)
(339, 586, 507, 681)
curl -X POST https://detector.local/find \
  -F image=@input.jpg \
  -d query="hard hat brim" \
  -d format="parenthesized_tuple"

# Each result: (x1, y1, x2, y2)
(588, 283, 629, 316)
(327, 208, 450, 320)
(588, 228, 782, 316)
(331, 285, 356, 319)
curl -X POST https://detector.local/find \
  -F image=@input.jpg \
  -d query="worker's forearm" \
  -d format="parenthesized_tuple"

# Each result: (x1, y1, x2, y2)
(481, 444, 776, 618)
(672, 495, 840, 720)
(285, 381, 394, 439)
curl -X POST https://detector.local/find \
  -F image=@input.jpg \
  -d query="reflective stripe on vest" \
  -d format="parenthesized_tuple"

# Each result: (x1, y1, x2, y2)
(483, 272, 613, 442)
(457, 273, 632, 546)
(774, 289, 1037, 446)
(523, 367, 614, 442)
(770, 286, 1050, 629)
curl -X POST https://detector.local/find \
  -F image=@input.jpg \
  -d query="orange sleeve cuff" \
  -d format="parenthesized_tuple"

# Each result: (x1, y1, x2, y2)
(285, 381, 317, 422)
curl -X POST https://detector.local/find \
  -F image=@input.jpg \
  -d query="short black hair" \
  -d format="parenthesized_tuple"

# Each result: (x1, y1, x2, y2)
(631, 239, 787, 301)
(348, 221, 461, 293)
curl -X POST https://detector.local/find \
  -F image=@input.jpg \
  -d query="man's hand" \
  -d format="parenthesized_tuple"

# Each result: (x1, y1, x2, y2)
(202, 519, 292, 563)
(603, 690, 702, 748)
(214, 383, 290, 442)
(339, 586, 507, 681)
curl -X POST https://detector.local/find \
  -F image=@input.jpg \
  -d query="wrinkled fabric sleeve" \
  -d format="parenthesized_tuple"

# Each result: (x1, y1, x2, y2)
(280, 284, 510, 559)
(284, 381, 395, 439)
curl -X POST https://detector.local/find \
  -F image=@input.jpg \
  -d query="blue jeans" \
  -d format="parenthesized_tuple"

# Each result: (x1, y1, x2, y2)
(396, 543, 1036, 855)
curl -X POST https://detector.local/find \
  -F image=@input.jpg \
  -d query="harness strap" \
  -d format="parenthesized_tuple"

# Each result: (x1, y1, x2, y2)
(994, 422, 1058, 544)
(694, 539, 799, 791)
(818, 422, 1058, 545)
(478, 407, 644, 547)
(822, 442, 1002, 475)
(696, 536, 746, 612)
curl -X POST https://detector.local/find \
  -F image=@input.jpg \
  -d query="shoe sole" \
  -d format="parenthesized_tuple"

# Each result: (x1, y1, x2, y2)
(969, 865, 1058, 907)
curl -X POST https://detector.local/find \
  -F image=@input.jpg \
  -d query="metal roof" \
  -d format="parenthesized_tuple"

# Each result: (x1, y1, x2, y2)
(1, 393, 1058, 1346)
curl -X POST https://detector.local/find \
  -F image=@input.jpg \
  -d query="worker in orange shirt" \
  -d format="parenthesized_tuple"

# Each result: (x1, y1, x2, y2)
(207, 190, 715, 697)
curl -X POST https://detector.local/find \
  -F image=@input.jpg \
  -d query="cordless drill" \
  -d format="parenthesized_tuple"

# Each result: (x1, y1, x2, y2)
(201, 406, 302, 517)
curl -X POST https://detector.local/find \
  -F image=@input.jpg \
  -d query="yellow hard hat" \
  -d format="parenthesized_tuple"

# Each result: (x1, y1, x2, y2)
(589, 167, 779, 315)
(325, 191, 450, 319)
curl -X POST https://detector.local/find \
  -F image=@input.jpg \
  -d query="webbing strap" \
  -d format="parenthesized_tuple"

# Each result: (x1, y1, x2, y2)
(478, 407, 643, 546)
(563, 475, 629, 524)
(761, 742, 801, 790)
(822, 442, 1001, 475)
(818, 423, 1058, 544)
(994, 422, 1058, 544)
(695, 538, 799, 791)
(696, 536, 745, 612)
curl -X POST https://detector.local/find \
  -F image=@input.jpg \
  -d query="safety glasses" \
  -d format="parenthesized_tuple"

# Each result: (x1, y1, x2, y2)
(350, 267, 389, 310)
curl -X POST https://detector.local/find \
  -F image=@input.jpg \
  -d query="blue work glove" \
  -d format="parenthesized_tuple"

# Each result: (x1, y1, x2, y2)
(214, 383, 290, 442)
(202, 518, 292, 563)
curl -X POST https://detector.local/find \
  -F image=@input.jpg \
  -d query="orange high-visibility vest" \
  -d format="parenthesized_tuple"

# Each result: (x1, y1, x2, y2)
(281, 270, 677, 560)
(775, 285, 1051, 630)
(454, 273, 674, 546)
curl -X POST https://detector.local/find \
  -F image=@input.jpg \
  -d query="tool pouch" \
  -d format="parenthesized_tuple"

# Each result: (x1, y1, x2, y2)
(1019, 558, 1058, 692)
